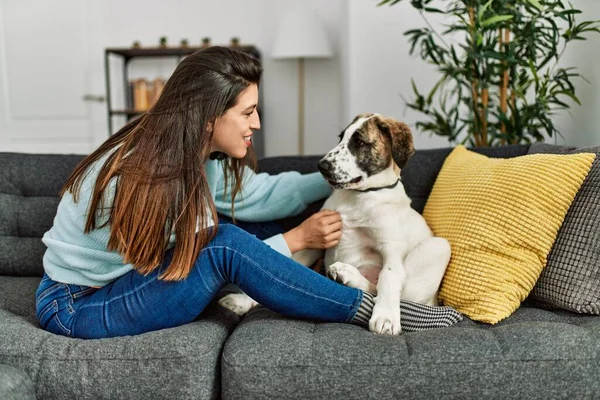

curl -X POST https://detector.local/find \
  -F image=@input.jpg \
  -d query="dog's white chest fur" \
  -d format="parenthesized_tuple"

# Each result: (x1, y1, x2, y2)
(322, 186, 418, 279)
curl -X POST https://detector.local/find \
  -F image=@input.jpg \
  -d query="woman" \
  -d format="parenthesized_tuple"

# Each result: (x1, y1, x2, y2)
(36, 47, 458, 339)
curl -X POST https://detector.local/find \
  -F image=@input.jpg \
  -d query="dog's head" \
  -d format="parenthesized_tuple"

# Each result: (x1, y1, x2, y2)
(318, 113, 414, 190)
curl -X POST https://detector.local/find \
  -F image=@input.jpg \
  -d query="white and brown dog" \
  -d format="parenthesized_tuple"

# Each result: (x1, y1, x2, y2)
(219, 113, 451, 335)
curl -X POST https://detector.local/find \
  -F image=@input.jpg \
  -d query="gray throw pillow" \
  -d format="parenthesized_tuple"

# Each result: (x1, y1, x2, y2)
(528, 143, 600, 313)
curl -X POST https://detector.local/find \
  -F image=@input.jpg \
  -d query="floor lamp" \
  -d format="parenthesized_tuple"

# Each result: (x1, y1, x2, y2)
(271, 8, 333, 155)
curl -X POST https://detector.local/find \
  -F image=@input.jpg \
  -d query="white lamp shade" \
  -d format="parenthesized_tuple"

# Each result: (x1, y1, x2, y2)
(271, 8, 333, 59)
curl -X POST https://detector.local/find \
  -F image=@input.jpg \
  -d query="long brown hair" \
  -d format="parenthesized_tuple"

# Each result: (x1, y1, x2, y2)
(61, 46, 262, 280)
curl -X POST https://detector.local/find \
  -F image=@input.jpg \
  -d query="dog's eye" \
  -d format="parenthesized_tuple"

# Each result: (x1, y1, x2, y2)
(354, 137, 368, 147)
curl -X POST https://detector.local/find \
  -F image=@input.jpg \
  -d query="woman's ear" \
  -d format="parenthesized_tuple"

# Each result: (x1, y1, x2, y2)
(206, 121, 213, 133)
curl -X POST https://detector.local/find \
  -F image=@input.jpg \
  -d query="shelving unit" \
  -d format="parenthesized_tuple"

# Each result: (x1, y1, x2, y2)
(104, 45, 264, 157)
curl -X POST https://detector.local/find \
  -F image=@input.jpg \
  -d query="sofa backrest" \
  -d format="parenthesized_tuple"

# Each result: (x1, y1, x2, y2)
(257, 145, 531, 215)
(401, 144, 530, 213)
(0, 145, 530, 277)
(0, 153, 84, 276)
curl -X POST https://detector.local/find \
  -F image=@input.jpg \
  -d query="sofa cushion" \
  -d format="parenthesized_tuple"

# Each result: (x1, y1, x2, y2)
(0, 153, 84, 277)
(527, 143, 600, 314)
(0, 276, 241, 400)
(400, 144, 530, 214)
(221, 307, 600, 399)
(423, 145, 595, 323)
(0, 364, 35, 400)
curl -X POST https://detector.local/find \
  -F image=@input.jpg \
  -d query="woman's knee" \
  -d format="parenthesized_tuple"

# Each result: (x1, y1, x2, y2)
(213, 223, 254, 244)
(197, 224, 258, 283)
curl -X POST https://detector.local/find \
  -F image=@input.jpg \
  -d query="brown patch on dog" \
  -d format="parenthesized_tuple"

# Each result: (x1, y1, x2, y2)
(346, 116, 393, 176)
(373, 116, 415, 169)
(362, 118, 392, 161)
(339, 113, 377, 143)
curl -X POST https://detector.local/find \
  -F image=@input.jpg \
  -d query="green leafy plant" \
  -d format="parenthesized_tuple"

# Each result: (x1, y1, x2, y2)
(379, 0, 600, 146)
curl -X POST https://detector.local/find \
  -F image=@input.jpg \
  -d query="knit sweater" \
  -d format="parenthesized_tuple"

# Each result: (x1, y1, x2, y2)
(42, 156, 331, 287)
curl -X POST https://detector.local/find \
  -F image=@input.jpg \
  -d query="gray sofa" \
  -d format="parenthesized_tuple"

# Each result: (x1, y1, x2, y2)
(1, 145, 599, 400)
(0, 364, 35, 400)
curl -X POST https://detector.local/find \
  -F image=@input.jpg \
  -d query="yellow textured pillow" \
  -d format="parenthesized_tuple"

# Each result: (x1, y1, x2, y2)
(423, 145, 595, 324)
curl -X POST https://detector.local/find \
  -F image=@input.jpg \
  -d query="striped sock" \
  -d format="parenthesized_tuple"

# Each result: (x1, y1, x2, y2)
(350, 291, 463, 332)
(350, 291, 376, 327)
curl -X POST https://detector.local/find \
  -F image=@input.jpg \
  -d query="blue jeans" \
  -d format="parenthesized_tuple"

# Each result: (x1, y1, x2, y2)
(35, 221, 363, 339)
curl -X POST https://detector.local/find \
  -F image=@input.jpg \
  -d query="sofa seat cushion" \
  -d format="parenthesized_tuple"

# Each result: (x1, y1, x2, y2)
(0, 276, 241, 400)
(222, 307, 600, 399)
(0, 364, 36, 400)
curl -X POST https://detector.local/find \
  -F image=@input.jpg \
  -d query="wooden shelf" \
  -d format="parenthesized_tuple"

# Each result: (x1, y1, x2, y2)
(105, 45, 260, 61)
(109, 109, 143, 117)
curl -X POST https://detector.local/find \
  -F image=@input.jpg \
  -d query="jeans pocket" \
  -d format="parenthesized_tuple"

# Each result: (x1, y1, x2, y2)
(36, 282, 62, 307)
(70, 286, 97, 300)
(37, 299, 73, 337)
(37, 299, 58, 327)
(46, 314, 72, 337)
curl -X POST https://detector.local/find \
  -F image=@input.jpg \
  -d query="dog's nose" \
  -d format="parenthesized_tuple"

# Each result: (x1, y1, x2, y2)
(318, 159, 334, 178)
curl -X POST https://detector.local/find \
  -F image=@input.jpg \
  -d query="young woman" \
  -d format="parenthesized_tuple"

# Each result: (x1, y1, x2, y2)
(36, 47, 459, 339)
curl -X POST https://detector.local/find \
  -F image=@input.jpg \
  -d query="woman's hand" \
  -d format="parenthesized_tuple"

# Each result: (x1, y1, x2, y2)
(283, 209, 343, 253)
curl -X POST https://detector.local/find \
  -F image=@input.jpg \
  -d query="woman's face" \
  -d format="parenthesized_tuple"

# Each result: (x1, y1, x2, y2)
(210, 83, 260, 159)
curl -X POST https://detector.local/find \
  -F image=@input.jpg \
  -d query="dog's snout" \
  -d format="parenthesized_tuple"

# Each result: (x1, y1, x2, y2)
(318, 159, 334, 178)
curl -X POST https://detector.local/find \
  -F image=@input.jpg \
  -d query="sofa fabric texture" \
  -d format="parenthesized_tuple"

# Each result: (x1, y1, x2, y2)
(2, 144, 600, 399)
(0, 153, 84, 277)
(0, 364, 36, 400)
(0, 275, 240, 400)
(222, 307, 600, 400)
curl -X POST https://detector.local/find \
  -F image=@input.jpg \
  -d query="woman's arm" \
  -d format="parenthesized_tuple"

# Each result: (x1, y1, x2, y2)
(212, 161, 340, 255)
(213, 164, 332, 222)
(260, 209, 342, 257)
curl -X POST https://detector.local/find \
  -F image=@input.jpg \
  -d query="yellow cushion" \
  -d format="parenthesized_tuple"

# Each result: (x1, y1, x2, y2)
(423, 145, 595, 324)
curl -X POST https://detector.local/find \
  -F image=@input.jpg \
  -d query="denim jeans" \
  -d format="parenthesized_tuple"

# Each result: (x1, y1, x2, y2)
(36, 220, 363, 339)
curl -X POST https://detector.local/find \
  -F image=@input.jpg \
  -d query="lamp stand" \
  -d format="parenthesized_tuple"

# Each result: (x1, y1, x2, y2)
(298, 57, 305, 155)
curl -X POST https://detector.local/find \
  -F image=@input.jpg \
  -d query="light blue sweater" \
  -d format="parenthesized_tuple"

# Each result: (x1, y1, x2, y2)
(42, 156, 331, 287)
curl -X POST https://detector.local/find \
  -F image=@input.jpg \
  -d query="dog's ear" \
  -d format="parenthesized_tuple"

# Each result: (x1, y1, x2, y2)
(375, 117, 415, 169)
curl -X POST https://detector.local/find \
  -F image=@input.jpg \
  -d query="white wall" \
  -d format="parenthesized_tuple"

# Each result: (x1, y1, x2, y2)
(343, 0, 450, 149)
(1, 0, 599, 155)
(261, 0, 344, 156)
(552, 1, 600, 146)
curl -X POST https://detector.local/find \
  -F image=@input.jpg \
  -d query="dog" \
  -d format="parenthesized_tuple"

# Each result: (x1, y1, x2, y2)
(219, 113, 451, 335)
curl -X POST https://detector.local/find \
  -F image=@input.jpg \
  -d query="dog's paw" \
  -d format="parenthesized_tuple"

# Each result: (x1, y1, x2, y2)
(327, 262, 363, 288)
(218, 293, 259, 316)
(369, 302, 401, 335)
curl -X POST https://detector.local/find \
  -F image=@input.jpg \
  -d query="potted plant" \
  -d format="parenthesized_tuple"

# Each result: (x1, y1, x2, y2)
(378, 0, 600, 146)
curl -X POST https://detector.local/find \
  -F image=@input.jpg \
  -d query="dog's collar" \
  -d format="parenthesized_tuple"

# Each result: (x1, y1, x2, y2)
(353, 178, 401, 193)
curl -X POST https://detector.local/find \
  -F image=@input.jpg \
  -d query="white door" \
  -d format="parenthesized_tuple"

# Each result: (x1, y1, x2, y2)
(0, 0, 107, 154)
